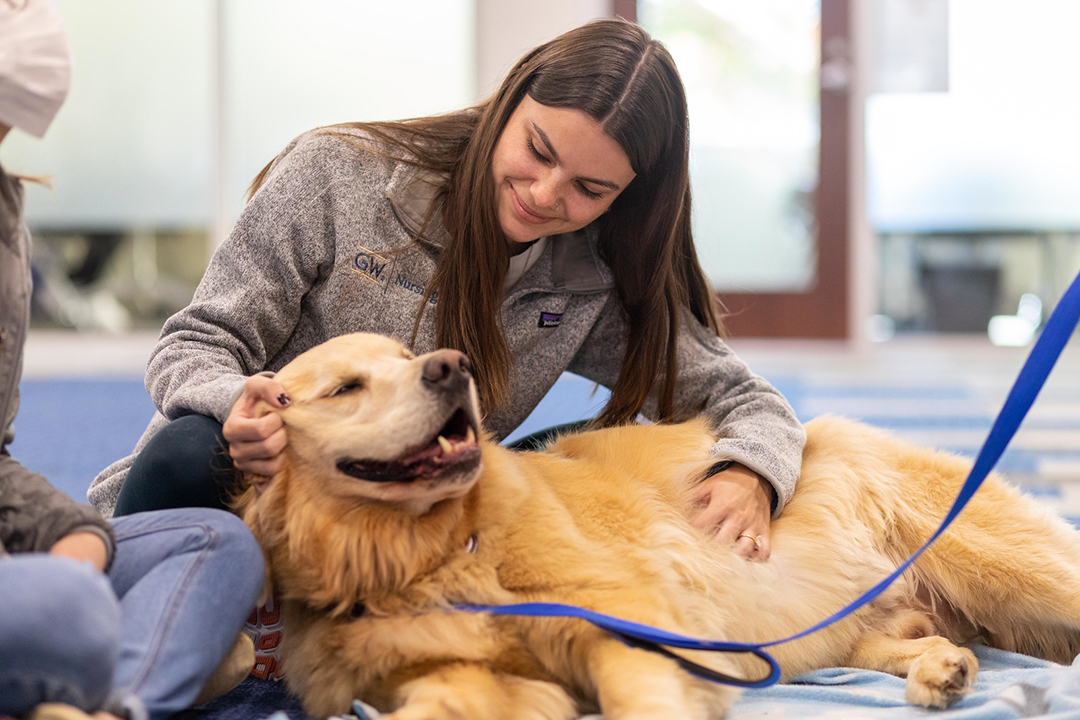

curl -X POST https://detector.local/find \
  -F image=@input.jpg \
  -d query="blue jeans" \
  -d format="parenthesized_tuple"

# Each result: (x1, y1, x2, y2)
(0, 508, 264, 720)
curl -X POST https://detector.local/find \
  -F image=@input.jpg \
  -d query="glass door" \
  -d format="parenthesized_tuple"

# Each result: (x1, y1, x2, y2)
(635, 0, 851, 337)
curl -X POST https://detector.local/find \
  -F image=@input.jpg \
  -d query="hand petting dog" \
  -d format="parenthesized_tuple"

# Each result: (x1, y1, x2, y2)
(691, 463, 774, 561)
(224, 373, 292, 479)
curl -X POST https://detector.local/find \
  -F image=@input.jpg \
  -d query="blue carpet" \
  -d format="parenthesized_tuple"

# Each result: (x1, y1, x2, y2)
(11, 377, 154, 502)
(176, 678, 308, 720)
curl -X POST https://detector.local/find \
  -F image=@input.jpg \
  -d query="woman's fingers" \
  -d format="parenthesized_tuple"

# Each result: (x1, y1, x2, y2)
(733, 528, 771, 561)
(226, 411, 284, 444)
(233, 374, 290, 416)
(224, 374, 291, 474)
(690, 464, 773, 561)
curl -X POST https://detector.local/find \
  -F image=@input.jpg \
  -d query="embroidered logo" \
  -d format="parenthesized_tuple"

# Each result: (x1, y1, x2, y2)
(538, 312, 562, 328)
(352, 246, 389, 286)
(395, 273, 439, 305)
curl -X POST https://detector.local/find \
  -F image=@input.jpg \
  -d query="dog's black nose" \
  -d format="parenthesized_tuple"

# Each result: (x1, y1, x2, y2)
(422, 349, 471, 390)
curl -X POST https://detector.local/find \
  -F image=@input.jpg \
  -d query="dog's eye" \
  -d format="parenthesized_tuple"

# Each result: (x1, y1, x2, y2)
(330, 381, 364, 397)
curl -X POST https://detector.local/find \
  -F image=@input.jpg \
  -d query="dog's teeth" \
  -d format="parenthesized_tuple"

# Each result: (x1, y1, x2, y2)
(438, 436, 453, 454)
(466, 427, 476, 444)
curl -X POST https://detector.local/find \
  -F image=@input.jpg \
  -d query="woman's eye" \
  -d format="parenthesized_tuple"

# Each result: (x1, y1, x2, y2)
(527, 138, 550, 164)
(578, 184, 603, 200)
(331, 382, 363, 397)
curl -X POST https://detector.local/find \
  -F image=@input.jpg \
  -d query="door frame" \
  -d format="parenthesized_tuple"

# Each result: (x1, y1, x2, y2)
(614, 0, 852, 339)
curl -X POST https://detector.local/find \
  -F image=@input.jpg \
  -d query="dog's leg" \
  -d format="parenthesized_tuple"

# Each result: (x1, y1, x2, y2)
(915, 493, 1080, 662)
(386, 663, 576, 720)
(845, 626, 977, 709)
(587, 638, 739, 720)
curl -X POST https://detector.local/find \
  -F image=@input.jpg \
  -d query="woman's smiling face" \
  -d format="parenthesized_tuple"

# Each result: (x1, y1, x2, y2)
(491, 95, 637, 247)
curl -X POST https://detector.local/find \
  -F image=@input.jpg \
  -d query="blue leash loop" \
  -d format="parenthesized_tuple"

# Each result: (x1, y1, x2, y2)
(458, 269, 1080, 688)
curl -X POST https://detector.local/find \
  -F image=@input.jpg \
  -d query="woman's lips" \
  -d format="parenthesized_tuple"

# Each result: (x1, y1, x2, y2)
(509, 184, 552, 225)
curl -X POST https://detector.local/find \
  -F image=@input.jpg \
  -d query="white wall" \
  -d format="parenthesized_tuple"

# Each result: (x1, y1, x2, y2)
(4, 0, 475, 238)
(866, 0, 1080, 232)
(4, 0, 215, 228)
(474, 0, 611, 99)
(218, 0, 474, 240)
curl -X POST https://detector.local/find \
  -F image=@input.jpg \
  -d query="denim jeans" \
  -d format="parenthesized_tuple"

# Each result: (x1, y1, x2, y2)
(0, 508, 264, 720)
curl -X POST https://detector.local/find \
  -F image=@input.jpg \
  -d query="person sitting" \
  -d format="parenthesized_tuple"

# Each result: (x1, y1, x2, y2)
(0, 2, 265, 718)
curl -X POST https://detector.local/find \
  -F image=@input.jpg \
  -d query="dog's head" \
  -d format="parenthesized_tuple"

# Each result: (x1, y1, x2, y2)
(259, 332, 484, 513)
(239, 333, 488, 609)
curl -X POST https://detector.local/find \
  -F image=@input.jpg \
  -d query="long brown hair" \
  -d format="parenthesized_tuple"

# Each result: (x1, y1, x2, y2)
(249, 19, 722, 425)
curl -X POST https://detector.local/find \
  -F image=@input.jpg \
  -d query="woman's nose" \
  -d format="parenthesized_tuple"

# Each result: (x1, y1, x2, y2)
(531, 172, 561, 211)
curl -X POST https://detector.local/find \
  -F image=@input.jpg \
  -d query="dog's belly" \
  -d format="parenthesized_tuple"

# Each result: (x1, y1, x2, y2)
(531, 416, 952, 679)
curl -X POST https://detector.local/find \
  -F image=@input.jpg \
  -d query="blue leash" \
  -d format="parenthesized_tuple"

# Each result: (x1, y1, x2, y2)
(458, 269, 1080, 688)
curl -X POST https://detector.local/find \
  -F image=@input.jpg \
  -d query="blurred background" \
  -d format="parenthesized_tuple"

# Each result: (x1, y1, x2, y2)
(6, 0, 1079, 346)
(7, 0, 1080, 502)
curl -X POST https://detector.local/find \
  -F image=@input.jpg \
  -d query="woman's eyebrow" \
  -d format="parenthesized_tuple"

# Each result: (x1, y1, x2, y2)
(532, 122, 622, 191)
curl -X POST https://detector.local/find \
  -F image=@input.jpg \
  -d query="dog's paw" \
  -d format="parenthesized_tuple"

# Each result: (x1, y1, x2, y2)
(905, 643, 977, 709)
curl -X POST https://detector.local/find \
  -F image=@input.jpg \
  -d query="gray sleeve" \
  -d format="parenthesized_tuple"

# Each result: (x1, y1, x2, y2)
(0, 166, 28, 449)
(0, 453, 116, 568)
(568, 298, 805, 515)
(144, 133, 345, 423)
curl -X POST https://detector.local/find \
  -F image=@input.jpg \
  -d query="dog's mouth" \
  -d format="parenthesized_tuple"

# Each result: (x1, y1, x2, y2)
(335, 407, 481, 484)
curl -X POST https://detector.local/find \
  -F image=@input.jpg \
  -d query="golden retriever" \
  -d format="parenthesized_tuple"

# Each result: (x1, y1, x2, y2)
(236, 332, 1080, 720)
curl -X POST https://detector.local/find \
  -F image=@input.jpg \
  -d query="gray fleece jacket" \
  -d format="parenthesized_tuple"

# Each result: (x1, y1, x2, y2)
(88, 128, 806, 517)
(1, 163, 115, 564)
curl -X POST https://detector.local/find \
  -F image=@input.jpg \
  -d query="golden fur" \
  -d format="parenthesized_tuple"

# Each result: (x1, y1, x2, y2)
(237, 333, 1080, 720)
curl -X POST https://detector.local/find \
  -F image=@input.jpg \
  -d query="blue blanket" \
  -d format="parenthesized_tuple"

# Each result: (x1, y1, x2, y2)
(731, 646, 1080, 719)
(241, 646, 1080, 720)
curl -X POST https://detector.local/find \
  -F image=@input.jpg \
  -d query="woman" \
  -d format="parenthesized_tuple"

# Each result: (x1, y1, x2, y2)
(89, 18, 805, 560)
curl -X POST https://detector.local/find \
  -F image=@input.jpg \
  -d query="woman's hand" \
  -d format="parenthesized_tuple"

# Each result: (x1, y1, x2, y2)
(223, 374, 291, 478)
(690, 463, 774, 561)
(50, 531, 109, 572)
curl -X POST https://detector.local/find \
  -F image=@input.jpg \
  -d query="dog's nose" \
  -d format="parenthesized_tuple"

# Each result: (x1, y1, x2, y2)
(422, 350, 472, 390)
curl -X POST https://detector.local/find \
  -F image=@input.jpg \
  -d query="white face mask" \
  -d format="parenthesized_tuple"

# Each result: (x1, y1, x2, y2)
(0, 0, 71, 138)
